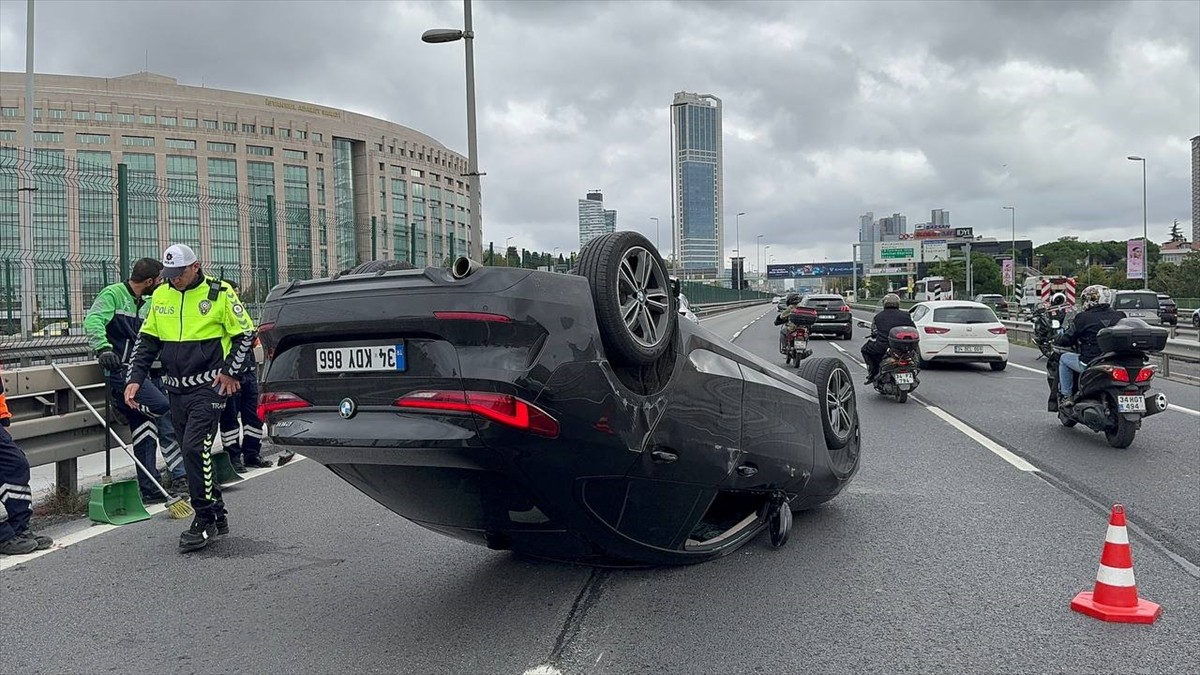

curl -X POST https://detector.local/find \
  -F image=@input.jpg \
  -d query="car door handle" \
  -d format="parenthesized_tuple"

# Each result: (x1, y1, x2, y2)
(736, 463, 758, 477)
(650, 449, 678, 463)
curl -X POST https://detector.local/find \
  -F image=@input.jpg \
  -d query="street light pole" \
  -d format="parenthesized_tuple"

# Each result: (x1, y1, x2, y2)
(422, 0, 482, 256)
(650, 217, 660, 253)
(1003, 206, 1015, 301)
(1127, 156, 1148, 289)
(755, 234, 763, 282)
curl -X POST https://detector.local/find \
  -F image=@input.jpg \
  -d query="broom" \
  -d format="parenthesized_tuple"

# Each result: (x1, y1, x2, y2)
(51, 362, 194, 519)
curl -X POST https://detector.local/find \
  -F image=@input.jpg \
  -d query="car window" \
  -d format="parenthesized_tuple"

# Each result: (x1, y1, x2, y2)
(910, 305, 929, 321)
(931, 306, 998, 324)
(1112, 292, 1158, 310)
(801, 296, 844, 308)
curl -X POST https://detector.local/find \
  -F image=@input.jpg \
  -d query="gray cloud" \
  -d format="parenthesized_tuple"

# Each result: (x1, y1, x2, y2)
(1, 0, 1196, 267)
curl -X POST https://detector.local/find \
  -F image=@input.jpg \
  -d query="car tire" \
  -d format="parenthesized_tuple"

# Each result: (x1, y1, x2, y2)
(575, 231, 675, 367)
(843, 327, 853, 340)
(990, 361, 1007, 371)
(796, 357, 857, 451)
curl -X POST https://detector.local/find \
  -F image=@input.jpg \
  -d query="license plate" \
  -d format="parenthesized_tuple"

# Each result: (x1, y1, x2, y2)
(316, 344, 406, 373)
(819, 314, 835, 320)
(793, 339, 807, 349)
(1117, 395, 1145, 413)
(954, 345, 984, 354)
(894, 372, 914, 385)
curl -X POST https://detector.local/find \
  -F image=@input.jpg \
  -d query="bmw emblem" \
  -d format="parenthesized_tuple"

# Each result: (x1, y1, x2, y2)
(339, 398, 357, 419)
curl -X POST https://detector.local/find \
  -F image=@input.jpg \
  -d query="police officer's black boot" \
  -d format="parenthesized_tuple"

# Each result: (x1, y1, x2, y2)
(179, 514, 218, 552)
(213, 501, 229, 537)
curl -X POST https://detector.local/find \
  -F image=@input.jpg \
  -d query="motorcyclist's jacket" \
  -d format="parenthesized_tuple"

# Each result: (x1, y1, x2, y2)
(127, 273, 256, 393)
(83, 281, 151, 364)
(871, 308, 915, 341)
(1055, 304, 1126, 363)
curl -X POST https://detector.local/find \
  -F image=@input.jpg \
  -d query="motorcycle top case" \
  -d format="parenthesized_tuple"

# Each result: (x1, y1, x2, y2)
(787, 307, 818, 326)
(888, 326, 920, 350)
(1096, 319, 1168, 354)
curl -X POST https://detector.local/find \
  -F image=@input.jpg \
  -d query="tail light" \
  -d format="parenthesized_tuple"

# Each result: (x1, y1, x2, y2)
(258, 391, 311, 419)
(1134, 366, 1156, 383)
(988, 326, 1008, 335)
(394, 390, 559, 438)
(1096, 365, 1130, 383)
(923, 326, 950, 334)
(839, 305, 850, 312)
(433, 311, 512, 323)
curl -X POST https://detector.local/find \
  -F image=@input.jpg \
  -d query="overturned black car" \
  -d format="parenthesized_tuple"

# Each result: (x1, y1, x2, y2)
(257, 231, 860, 566)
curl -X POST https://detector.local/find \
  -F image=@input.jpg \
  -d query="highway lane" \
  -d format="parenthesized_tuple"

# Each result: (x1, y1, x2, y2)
(4, 304, 1199, 674)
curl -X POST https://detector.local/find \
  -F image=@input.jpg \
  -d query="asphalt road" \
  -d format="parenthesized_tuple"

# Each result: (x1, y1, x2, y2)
(3, 304, 1198, 674)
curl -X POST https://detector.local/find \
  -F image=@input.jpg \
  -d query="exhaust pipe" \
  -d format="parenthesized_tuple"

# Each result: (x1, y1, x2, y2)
(1144, 391, 1168, 417)
(451, 257, 483, 280)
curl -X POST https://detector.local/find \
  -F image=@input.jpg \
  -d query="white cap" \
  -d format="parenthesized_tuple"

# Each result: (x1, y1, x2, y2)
(161, 244, 198, 278)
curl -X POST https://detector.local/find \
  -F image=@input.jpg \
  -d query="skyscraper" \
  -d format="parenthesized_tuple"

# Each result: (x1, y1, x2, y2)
(671, 92, 723, 278)
(1191, 135, 1199, 244)
(578, 190, 614, 248)
(859, 212, 876, 268)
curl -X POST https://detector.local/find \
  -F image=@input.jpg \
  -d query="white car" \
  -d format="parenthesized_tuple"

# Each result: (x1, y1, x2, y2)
(909, 300, 1009, 371)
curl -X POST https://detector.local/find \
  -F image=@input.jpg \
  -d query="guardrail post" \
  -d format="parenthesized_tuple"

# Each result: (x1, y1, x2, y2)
(55, 458, 78, 497)
(1161, 353, 1171, 378)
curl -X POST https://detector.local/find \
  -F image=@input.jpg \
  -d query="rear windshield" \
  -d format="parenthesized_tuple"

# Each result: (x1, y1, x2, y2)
(1112, 292, 1158, 310)
(978, 295, 1002, 301)
(802, 297, 844, 308)
(932, 307, 999, 324)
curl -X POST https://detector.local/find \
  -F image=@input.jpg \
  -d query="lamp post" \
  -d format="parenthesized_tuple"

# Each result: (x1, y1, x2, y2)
(755, 233, 764, 279)
(1002, 206, 1015, 300)
(650, 217, 660, 253)
(504, 235, 513, 267)
(1127, 156, 1148, 289)
(422, 0, 483, 252)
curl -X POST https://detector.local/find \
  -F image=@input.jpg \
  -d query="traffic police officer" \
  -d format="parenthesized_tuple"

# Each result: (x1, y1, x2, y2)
(125, 244, 256, 552)
(1, 367, 53, 555)
(84, 257, 187, 502)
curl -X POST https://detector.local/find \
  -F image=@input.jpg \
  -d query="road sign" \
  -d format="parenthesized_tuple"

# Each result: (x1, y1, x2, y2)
(876, 242, 917, 264)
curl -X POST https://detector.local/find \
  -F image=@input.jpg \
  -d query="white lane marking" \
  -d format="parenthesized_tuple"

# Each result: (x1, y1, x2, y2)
(1007, 361, 1200, 417)
(524, 666, 563, 675)
(924, 406, 1040, 472)
(0, 456, 307, 572)
(829, 342, 864, 367)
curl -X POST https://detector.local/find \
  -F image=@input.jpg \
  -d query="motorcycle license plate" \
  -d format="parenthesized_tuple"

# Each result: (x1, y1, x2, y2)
(894, 372, 914, 385)
(793, 340, 806, 349)
(1117, 395, 1145, 413)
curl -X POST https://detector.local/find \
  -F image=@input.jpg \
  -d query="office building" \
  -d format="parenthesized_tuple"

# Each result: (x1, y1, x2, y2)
(670, 92, 723, 278)
(578, 190, 615, 248)
(1191, 135, 1199, 245)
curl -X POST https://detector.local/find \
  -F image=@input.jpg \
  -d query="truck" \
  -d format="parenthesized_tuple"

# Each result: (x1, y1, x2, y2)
(1019, 276, 1076, 315)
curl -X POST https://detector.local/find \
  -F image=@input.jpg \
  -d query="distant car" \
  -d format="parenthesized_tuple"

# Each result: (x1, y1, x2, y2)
(37, 321, 72, 337)
(1111, 290, 1162, 326)
(677, 293, 698, 323)
(800, 293, 853, 339)
(973, 294, 1009, 313)
(1191, 307, 1199, 329)
(909, 300, 1009, 370)
(1156, 294, 1177, 326)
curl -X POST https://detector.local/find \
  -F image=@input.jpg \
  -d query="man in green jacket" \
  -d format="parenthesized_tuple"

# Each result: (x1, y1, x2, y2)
(84, 258, 185, 502)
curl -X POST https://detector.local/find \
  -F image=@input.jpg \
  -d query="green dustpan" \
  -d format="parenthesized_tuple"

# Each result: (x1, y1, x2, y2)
(212, 451, 244, 485)
(88, 479, 152, 525)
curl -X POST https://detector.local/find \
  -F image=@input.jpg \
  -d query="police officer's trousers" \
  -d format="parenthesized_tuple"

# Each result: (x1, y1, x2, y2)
(108, 374, 184, 496)
(169, 385, 227, 520)
(219, 373, 263, 463)
(0, 426, 33, 543)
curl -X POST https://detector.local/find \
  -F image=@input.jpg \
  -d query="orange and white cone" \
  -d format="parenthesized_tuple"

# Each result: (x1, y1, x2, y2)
(1071, 504, 1161, 624)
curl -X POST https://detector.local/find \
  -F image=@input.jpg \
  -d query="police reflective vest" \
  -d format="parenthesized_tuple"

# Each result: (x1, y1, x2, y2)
(126, 275, 256, 392)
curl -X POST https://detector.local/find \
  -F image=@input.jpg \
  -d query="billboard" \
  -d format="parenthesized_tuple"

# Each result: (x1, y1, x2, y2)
(1127, 239, 1145, 280)
(900, 227, 973, 240)
(1002, 259, 1014, 286)
(922, 240, 949, 262)
(767, 261, 859, 279)
(875, 241, 919, 265)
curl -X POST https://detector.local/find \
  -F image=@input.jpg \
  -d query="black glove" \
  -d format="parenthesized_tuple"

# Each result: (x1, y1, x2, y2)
(0, 417, 9, 427)
(98, 350, 123, 372)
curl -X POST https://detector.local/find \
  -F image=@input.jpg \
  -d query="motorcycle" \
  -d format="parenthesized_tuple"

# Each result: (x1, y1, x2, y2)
(863, 322, 921, 403)
(1048, 318, 1170, 448)
(777, 306, 817, 368)
(1032, 306, 1071, 360)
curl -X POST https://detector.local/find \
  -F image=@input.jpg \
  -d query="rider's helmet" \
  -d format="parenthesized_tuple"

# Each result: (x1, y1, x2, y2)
(1049, 292, 1067, 307)
(882, 293, 901, 309)
(786, 293, 801, 306)
(1080, 284, 1107, 310)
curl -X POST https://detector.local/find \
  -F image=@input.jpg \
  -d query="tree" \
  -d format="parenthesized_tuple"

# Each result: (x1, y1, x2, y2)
(1169, 220, 1185, 243)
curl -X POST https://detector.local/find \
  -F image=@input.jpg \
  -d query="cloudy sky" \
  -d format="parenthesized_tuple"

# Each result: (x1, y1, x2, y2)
(1, 0, 1197, 268)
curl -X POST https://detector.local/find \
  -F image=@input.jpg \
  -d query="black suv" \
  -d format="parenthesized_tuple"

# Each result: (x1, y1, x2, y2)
(1157, 294, 1178, 326)
(801, 293, 853, 339)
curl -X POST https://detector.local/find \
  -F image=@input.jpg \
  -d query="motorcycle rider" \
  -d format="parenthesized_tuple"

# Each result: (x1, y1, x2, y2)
(862, 293, 915, 384)
(773, 293, 802, 324)
(1054, 285, 1126, 408)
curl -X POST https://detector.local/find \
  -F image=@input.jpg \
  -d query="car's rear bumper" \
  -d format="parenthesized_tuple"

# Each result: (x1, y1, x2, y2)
(810, 320, 851, 334)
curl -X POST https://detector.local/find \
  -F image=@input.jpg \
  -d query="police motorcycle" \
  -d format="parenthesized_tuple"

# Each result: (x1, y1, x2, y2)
(858, 319, 921, 403)
(775, 295, 816, 368)
(1032, 293, 1073, 360)
(1048, 318, 1170, 448)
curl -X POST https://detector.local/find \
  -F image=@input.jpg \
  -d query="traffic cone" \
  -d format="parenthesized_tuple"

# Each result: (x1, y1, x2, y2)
(1071, 504, 1161, 624)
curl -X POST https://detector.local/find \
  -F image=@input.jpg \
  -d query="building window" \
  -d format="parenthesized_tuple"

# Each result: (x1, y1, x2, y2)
(140, 114, 156, 124)
(411, 169, 423, 178)
(182, 118, 197, 128)
(316, 167, 326, 205)
(242, 123, 256, 133)
(94, 112, 112, 122)
(283, 149, 307, 160)
(206, 141, 235, 153)
(165, 138, 196, 150)
(162, 116, 177, 126)
(204, 119, 218, 129)
(74, 110, 90, 121)
(122, 135, 154, 147)
(316, 152, 324, 162)
(49, 109, 65, 119)
(295, 129, 307, 140)
(222, 121, 237, 132)
(313, 132, 323, 142)
(388, 145, 395, 154)
(1, 107, 20, 117)
(0, 130, 14, 141)
(261, 126, 273, 136)
(247, 145, 273, 156)
(279, 128, 291, 138)
(77, 133, 111, 145)
(33, 131, 64, 142)
(375, 143, 384, 152)
(118, 113, 134, 123)
(392, 165, 406, 175)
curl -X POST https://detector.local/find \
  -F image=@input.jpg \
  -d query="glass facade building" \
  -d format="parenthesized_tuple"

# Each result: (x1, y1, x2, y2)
(671, 92, 723, 279)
